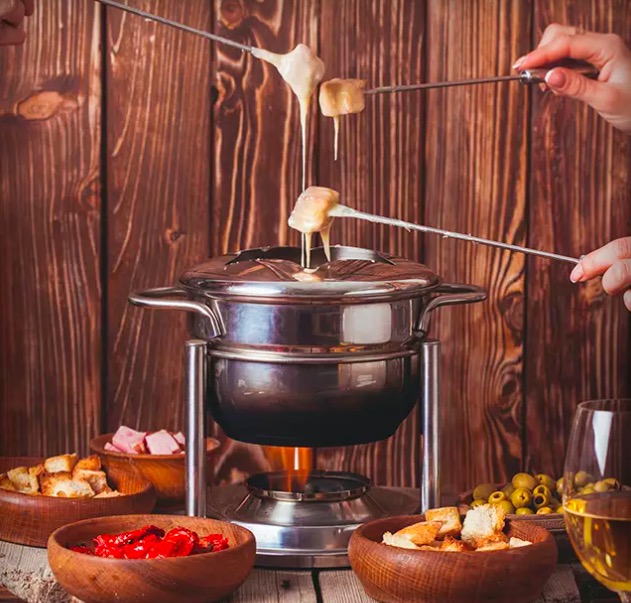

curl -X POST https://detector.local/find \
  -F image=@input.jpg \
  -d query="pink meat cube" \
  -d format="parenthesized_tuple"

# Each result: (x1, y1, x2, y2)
(112, 425, 147, 454)
(172, 431, 186, 447)
(146, 430, 181, 455)
(104, 442, 120, 452)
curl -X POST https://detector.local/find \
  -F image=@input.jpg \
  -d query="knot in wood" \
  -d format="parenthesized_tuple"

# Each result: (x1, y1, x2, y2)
(17, 91, 77, 121)
(219, 0, 247, 29)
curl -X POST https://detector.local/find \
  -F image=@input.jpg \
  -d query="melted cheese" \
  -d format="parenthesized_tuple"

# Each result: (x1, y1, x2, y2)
(318, 79, 366, 161)
(252, 45, 325, 190)
(288, 186, 340, 267)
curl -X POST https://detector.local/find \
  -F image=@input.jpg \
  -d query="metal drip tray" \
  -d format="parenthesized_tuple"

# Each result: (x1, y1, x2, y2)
(207, 471, 419, 568)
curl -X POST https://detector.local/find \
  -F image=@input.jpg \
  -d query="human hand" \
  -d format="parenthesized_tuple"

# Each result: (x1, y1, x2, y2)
(0, 0, 34, 46)
(514, 24, 631, 133)
(570, 238, 631, 311)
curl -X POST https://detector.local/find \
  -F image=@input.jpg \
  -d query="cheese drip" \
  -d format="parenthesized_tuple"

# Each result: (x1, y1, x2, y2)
(252, 45, 325, 190)
(288, 186, 340, 268)
(318, 79, 367, 162)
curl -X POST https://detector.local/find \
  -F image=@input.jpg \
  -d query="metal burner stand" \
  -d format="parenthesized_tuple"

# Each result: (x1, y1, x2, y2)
(182, 337, 443, 567)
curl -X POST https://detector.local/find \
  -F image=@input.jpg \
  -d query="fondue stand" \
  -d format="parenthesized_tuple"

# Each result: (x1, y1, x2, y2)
(130, 245, 487, 567)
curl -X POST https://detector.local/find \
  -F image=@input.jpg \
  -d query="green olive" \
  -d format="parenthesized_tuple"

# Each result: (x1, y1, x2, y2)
(537, 506, 554, 515)
(488, 491, 507, 504)
(556, 477, 564, 496)
(535, 474, 557, 491)
(533, 485, 552, 499)
(516, 507, 534, 515)
(512, 473, 537, 491)
(574, 471, 592, 487)
(533, 492, 551, 509)
(511, 487, 532, 509)
(472, 483, 496, 501)
(494, 500, 516, 515)
(594, 480, 610, 493)
(501, 482, 516, 497)
(470, 498, 488, 509)
(581, 485, 595, 495)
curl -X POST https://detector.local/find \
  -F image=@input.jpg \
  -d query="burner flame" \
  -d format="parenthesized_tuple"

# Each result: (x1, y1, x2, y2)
(263, 446, 313, 492)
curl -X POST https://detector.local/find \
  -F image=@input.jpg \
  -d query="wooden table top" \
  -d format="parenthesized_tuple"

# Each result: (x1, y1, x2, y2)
(0, 539, 619, 603)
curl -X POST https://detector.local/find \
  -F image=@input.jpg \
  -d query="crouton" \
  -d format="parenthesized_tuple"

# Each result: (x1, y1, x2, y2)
(74, 455, 101, 472)
(28, 465, 44, 493)
(425, 506, 463, 538)
(475, 541, 510, 552)
(44, 453, 78, 474)
(509, 537, 532, 548)
(461, 504, 506, 545)
(7, 467, 33, 492)
(319, 79, 367, 117)
(393, 521, 443, 546)
(440, 536, 471, 552)
(40, 472, 94, 498)
(381, 531, 420, 550)
(73, 469, 110, 494)
(470, 532, 509, 549)
(94, 490, 122, 498)
(0, 473, 16, 491)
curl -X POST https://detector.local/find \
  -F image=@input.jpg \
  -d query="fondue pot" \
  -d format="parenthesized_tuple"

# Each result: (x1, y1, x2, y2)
(129, 245, 486, 448)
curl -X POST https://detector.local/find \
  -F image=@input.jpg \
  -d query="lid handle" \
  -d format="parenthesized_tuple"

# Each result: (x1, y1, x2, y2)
(128, 286, 222, 339)
(415, 283, 487, 336)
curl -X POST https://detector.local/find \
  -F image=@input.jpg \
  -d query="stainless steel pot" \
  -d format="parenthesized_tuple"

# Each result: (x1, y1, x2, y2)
(129, 246, 486, 447)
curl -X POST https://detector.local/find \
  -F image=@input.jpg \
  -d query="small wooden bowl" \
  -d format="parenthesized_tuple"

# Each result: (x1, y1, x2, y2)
(48, 514, 256, 603)
(0, 456, 156, 548)
(349, 515, 558, 603)
(90, 434, 220, 511)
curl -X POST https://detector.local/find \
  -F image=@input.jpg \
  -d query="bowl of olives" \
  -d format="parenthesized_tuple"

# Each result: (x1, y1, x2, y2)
(460, 471, 620, 518)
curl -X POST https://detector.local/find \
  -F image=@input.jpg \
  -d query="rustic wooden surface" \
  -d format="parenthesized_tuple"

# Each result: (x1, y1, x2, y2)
(0, 0, 102, 456)
(524, 0, 631, 478)
(1, 0, 631, 496)
(0, 539, 615, 603)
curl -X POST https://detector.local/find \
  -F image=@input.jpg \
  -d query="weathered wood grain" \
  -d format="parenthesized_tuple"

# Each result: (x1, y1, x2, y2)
(525, 0, 631, 477)
(105, 0, 212, 433)
(423, 0, 530, 496)
(315, 0, 426, 487)
(0, 1, 102, 456)
(211, 0, 321, 482)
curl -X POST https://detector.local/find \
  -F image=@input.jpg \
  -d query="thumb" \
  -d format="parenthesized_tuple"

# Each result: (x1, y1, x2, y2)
(544, 67, 605, 108)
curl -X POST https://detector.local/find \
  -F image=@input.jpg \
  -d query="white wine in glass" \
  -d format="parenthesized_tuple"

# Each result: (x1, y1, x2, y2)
(563, 399, 631, 602)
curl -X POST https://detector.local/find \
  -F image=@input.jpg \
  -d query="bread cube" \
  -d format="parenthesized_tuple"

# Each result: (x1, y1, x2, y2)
(73, 469, 110, 494)
(0, 473, 16, 491)
(381, 531, 420, 550)
(319, 78, 366, 116)
(439, 536, 471, 552)
(44, 453, 78, 474)
(40, 472, 94, 498)
(425, 506, 462, 538)
(475, 541, 510, 552)
(461, 503, 506, 544)
(75, 455, 101, 472)
(7, 467, 33, 492)
(28, 464, 44, 493)
(288, 186, 339, 234)
(393, 521, 443, 546)
(509, 537, 532, 548)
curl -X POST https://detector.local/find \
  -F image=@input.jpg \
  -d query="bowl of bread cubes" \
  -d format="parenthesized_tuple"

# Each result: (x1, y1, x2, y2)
(0, 453, 156, 547)
(348, 504, 557, 603)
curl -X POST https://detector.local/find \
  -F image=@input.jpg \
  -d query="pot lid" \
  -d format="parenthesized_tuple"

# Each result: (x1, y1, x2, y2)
(180, 246, 439, 302)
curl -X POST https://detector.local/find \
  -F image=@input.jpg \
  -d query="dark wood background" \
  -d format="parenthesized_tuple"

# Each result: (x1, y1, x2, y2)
(1, 0, 629, 498)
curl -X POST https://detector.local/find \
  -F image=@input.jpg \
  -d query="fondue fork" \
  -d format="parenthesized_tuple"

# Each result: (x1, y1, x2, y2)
(329, 205, 579, 264)
(93, 0, 253, 53)
(365, 60, 599, 94)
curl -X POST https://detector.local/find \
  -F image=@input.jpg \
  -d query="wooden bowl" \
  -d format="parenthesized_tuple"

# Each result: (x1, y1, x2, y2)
(0, 456, 156, 548)
(348, 515, 558, 603)
(90, 434, 220, 511)
(48, 514, 256, 603)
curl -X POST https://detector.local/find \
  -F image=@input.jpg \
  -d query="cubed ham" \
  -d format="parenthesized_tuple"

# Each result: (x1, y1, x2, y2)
(146, 430, 181, 455)
(112, 426, 147, 454)
(172, 432, 185, 447)
(104, 442, 120, 453)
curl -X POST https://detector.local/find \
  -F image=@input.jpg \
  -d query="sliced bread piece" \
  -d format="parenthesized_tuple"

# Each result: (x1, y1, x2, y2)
(425, 506, 462, 538)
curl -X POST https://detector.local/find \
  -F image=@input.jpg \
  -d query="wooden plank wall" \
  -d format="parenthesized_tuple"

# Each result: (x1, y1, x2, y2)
(0, 0, 629, 498)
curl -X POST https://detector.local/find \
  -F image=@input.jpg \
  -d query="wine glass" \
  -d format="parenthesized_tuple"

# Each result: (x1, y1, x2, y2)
(563, 399, 631, 602)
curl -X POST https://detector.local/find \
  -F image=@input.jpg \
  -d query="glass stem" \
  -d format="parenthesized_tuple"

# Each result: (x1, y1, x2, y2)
(619, 593, 630, 603)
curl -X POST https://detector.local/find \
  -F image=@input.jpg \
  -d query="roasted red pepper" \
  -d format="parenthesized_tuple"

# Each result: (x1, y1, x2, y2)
(67, 524, 229, 559)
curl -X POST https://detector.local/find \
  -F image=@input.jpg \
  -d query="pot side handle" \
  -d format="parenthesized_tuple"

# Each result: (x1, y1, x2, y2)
(128, 286, 222, 339)
(415, 283, 487, 336)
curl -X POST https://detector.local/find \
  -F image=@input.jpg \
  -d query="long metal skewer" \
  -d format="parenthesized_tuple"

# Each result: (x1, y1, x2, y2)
(93, 0, 253, 53)
(330, 205, 579, 264)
